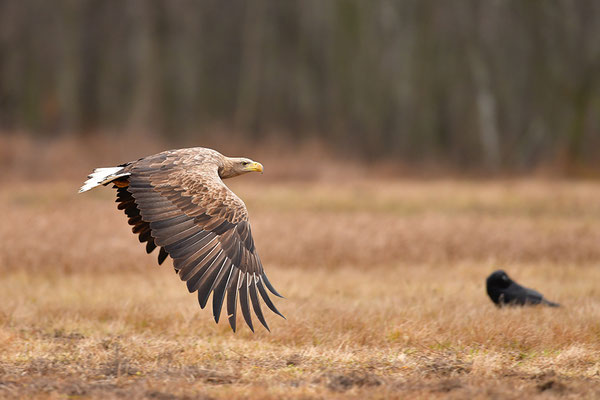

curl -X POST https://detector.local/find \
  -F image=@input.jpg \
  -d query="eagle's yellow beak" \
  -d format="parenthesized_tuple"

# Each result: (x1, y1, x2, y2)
(245, 162, 263, 173)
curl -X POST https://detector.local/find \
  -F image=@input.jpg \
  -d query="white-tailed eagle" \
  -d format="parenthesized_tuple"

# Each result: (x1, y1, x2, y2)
(80, 147, 284, 332)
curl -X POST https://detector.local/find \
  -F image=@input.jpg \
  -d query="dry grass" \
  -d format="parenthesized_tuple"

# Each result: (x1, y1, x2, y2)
(1, 177, 600, 399)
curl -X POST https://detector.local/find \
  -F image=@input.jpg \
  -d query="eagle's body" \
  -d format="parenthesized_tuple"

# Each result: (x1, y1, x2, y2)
(80, 147, 283, 332)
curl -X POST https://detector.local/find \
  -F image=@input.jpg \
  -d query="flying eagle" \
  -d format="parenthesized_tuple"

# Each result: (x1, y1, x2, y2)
(80, 147, 284, 332)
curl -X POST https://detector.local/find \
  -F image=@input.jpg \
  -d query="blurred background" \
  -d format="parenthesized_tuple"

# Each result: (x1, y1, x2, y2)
(0, 0, 599, 178)
(2, 4, 600, 397)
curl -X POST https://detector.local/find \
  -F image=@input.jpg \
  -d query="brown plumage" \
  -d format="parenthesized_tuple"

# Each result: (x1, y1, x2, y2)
(80, 147, 284, 332)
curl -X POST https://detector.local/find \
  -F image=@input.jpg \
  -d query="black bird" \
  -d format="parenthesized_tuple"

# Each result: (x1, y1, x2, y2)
(486, 270, 560, 307)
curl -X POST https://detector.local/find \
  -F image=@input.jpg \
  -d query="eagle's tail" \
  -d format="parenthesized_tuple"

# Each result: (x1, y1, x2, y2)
(79, 167, 129, 193)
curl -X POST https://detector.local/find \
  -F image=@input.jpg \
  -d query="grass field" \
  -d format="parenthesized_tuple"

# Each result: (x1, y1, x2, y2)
(1, 177, 600, 399)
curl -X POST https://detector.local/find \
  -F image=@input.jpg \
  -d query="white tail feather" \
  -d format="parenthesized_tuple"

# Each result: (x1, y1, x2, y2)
(79, 167, 129, 193)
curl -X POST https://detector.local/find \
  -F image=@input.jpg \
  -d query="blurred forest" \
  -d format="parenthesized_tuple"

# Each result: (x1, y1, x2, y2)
(0, 0, 599, 172)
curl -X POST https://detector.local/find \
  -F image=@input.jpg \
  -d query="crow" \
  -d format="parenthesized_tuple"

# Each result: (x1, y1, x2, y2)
(486, 270, 560, 307)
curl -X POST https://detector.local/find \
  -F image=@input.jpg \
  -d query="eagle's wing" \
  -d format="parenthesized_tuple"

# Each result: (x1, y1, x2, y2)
(116, 150, 283, 332)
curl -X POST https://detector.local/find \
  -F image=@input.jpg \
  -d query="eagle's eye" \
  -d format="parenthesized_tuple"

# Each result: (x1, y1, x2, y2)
(242, 161, 249, 166)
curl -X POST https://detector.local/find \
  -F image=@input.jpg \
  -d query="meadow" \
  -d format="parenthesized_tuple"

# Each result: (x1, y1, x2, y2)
(1, 176, 600, 399)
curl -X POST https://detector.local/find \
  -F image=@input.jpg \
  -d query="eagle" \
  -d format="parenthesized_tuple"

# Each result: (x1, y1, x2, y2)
(79, 147, 284, 332)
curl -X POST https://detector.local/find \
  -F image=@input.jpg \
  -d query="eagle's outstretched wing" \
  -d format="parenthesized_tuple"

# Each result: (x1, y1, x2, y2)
(111, 149, 284, 332)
